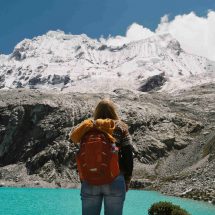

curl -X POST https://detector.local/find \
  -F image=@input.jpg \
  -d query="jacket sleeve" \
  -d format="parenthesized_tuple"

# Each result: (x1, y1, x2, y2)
(120, 143, 133, 184)
(69, 119, 93, 144)
(115, 126, 133, 184)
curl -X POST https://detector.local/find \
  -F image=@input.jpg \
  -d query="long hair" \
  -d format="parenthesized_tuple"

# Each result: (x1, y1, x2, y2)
(94, 99, 119, 120)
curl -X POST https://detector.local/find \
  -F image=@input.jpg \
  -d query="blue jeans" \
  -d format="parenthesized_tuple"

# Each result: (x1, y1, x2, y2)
(81, 174, 126, 215)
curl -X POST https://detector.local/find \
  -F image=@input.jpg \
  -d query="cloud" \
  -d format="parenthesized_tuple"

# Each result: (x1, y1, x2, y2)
(101, 11, 215, 61)
(101, 23, 154, 47)
(156, 11, 215, 61)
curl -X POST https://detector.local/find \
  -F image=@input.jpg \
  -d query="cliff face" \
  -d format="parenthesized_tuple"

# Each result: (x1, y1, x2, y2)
(0, 84, 214, 202)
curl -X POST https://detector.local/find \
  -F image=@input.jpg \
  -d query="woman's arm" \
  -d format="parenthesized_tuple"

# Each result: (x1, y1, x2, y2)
(114, 122, 134, 190)
(119, 132, 133, 190)
(69, 119, 93, 143)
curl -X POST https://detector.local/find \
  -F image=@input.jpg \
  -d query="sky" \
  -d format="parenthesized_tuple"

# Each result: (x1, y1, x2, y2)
(0, 0, 215, 60)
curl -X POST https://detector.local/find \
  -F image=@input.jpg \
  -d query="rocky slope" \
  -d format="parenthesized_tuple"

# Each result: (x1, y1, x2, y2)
(0, 84, 214, 203)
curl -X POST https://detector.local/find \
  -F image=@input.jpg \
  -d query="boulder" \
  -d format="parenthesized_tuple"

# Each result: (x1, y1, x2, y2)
(138, 73, 167, 92)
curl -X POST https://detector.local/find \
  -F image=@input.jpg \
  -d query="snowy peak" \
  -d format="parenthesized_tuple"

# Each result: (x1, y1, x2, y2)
(0, 30, 214, 93)
(11, 31, 96, 59)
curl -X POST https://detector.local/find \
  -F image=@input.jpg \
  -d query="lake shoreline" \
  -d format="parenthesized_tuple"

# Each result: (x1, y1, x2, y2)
(1, 187, 215, 215)
(1, 178, 215, 206)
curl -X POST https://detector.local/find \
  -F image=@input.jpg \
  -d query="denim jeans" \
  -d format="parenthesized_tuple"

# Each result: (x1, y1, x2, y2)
(81, 174, 126, 215)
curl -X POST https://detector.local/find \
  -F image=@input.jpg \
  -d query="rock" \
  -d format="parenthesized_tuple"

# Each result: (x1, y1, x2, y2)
(161, 137, 176, 149)
(173, 141, 188, 150)
(130, 179, 153, 189)
(28, 75, 43, 85)
(11, 50, 26, 61)
(167, 39, 182, 56)
(28, 74, 71, 87)
(0, 182, 5, 187)
(0, 106, 25, 158)
(138, 73, 167, 92)
(186, 122, 203, 134)
(0, 75, 5, 89)
(34, 181, 40, 185)
(49, 74, 71, 85)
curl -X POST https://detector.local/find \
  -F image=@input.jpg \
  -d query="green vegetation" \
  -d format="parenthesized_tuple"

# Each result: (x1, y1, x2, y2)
(148, 201, 190, 215)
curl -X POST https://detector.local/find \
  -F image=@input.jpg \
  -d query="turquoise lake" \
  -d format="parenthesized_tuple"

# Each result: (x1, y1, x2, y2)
(0, 188, 215, 215)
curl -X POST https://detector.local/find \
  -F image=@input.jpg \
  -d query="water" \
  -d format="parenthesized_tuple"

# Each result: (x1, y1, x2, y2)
(0, 188, 215, 215)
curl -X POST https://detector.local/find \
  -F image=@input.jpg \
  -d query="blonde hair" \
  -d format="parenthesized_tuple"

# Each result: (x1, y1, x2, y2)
(94, 99, 119, 120)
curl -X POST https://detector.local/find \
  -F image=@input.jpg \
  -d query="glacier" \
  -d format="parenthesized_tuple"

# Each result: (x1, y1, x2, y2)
(0, 30, 214, 93)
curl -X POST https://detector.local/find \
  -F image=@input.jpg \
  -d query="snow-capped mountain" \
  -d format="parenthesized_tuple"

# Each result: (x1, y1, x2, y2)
(0, 30, 214, 93)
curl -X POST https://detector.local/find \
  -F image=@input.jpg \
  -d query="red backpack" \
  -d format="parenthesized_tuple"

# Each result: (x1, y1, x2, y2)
(76, 129, 120, 185)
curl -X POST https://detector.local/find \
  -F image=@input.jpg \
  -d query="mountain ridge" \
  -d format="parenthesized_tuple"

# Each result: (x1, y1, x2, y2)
(0, 30, 214, 93)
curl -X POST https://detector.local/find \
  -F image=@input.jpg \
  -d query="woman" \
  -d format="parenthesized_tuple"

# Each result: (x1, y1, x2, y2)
(70, 99, 133, 215)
